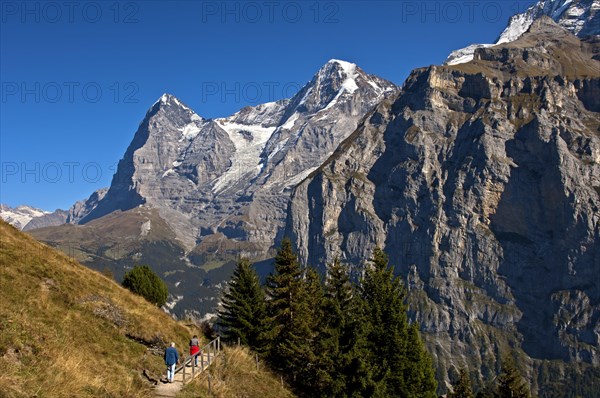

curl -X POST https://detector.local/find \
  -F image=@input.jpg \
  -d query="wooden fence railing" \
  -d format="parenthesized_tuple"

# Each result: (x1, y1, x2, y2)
(174, 336, 221, 384)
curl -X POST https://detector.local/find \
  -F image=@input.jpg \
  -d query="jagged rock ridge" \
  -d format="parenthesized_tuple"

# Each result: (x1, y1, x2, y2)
(66, 188, 108, 224)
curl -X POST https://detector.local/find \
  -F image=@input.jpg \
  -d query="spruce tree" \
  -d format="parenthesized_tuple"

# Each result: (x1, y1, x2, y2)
(496, 357, 531, 398)
(264, 238, 307, 376)
(360, 248, 437, 397)
(319, 257, 371, 397)
(295, 267, 328, 394)
(320, 257, 351, 396)
(360, 248, 407, 396)
(218, 257, 267, 351)
(449, 368, 475, 398)
(404, 322, 438, 397)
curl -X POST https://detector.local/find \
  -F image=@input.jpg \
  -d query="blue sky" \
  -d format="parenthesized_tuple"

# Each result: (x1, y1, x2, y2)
(0, 0, 537, 210)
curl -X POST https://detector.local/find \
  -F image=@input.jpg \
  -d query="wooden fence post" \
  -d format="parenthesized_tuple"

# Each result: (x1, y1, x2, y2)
(171, 337, 222, 383)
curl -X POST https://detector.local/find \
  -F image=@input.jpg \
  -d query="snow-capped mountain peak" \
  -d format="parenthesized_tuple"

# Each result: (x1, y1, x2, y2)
(291, 59, 394, 115)
(324, 59, 359, 88)
(151, 93, 203, 119)
(0, 204, 58, 230)
(152, 92, 174, 107)
(446, 0, 599, 65)
(156, 93, 186, 108)
(326, 58, 354, 68)
(320, 60, 356, 83)
(208, 59, 390, 194)
(148, 93, 206, 141)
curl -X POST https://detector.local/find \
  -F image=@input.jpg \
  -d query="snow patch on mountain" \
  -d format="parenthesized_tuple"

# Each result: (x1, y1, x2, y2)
(281, 113, 300, 130)
(497, 13, 534, 44)
(285, 166, 319, 188)
(161, 169, 175, 178)
(179, 122, 203, 141)
(446, 44, 493, 65)
(265, 138, 290, 162)
(553, 0, 574, 17)
(211, 120, 277, 193)
(298, 87, 313, 107)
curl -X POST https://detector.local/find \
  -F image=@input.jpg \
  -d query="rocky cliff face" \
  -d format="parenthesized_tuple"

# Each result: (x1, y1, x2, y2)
(66, 188, 108, 224)
(287, 18, 600, 392)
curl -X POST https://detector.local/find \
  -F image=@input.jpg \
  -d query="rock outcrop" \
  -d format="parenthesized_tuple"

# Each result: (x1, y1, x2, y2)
(66, 187, 108, 224)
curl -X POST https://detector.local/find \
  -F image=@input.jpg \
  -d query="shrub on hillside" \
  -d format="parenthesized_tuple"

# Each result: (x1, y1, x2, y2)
(122, 265, 168, 307)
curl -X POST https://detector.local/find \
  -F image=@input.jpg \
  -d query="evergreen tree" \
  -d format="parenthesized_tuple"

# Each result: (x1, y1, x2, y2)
(258, 243, 439, 397)
(319, 257, 372, 397)
(360, 248, 437, 397)
(217, 257, 267, 351)
(449, 368, 475, 398)
(264, 239, 310, 377)
(404, 322, 438, 397)
(320, 257, 352, 396)
(122, 265, 168, 307)
(295, 267, 328, 394)
(360, 248, 407, 396)
(496, 358, 531, 398)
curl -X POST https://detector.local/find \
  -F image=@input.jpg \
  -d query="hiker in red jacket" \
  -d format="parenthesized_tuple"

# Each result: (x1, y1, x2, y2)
(189, 335, 200, 366)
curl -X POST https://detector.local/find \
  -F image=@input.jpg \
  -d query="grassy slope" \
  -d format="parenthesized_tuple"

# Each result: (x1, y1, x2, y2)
(177, 346, 295, 398)
(0, 220, 198, 398)
(0, 220, 294, 398)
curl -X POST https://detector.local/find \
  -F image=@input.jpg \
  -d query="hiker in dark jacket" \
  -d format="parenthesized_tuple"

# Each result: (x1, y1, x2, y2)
(164, 342, 179, 383)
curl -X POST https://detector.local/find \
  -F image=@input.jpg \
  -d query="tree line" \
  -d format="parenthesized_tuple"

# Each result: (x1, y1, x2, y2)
(217, 238, 437, 397)
(118, 242, 531, 397)
(217, 239, 532, 398)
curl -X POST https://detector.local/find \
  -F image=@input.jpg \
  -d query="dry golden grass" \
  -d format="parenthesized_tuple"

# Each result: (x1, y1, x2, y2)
(177, 346, 295, 398)
(0, 220, 201, 397)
